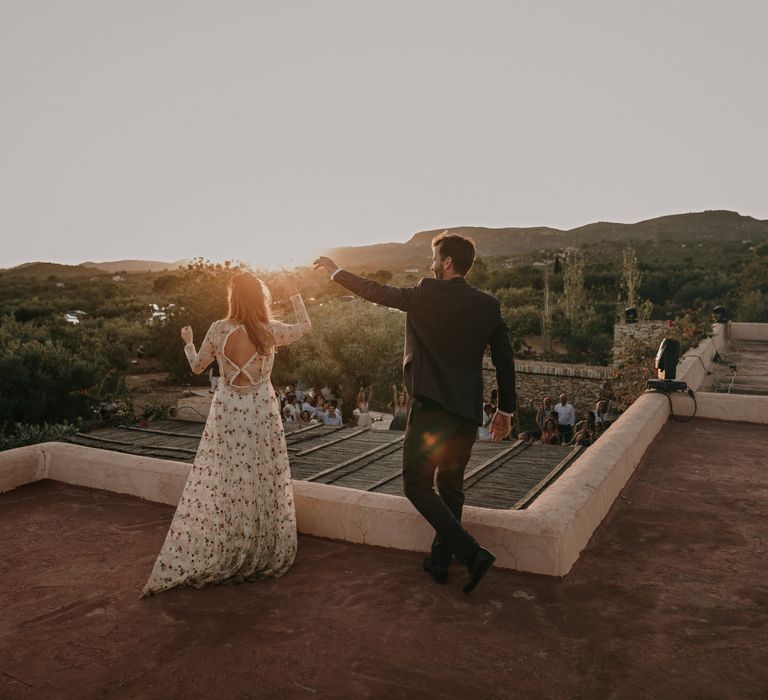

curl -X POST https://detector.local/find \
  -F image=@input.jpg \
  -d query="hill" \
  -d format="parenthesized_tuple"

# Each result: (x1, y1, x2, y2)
(0, 259, 187, 277)
(0, 262, 109, 278)
(79, 259, 187, 273)
(326, 210, 768, 268)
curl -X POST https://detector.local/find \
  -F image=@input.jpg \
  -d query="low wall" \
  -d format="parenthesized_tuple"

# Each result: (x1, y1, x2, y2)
(613, 320, 668, 364)
(533, 324, 731, 573)
(0, 445, 45, 494)
(730, 322, 768, 341)
(671, 391, 768, 424)
(483, 357, 611, 414)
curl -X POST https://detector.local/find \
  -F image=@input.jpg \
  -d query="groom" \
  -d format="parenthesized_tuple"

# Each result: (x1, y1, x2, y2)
(314, 232, 515, 593)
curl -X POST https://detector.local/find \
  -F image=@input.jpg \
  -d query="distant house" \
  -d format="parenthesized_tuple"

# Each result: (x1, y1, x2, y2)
(147, 302, 177, 325)
(112, 275, 125, 282)
(63, 310, 87, 325)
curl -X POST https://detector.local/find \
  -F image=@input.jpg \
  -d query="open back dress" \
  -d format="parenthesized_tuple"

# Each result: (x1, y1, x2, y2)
(141, 294, 310, 596)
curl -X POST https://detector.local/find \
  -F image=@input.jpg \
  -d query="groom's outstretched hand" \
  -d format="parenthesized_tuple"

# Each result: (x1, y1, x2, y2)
(490, 411, 512, 443)
(313, 256, 340, 276)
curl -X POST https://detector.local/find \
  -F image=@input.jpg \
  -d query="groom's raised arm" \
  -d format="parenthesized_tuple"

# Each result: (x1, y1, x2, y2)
(314, 257, 420, 312)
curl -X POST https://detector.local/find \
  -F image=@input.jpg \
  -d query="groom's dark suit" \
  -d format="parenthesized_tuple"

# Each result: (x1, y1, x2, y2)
(332, 270, 516, 565)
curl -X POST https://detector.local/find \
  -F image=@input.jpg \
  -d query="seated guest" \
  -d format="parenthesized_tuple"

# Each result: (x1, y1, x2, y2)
(317, 400, 343, 426)
(298, 409, 318, 426)
(301, 396, 317, 417)
(477, 403, 494, 441)
(489, 388, 498, 412)
(283, 394, 299, 422)
(282, 405, 296, 423)
(541, 417, 560, 445)
(569, 427, 593, 447)
(592, 400, 613, 436)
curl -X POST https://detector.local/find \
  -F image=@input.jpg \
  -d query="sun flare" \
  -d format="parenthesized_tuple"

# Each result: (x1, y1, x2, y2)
(244, 241, 321, 272)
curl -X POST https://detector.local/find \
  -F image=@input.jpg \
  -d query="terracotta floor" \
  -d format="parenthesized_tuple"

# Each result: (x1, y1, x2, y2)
(1, 419, 767, 699)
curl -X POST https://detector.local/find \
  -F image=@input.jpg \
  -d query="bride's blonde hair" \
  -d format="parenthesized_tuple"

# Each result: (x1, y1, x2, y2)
(227, 271, 275, 355)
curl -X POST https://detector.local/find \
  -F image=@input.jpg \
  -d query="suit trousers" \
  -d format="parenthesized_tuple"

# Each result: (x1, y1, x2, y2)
(402, 401, 479, 566)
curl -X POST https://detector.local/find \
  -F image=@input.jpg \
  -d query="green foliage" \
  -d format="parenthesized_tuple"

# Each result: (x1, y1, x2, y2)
(620, 245, 643, 308)
(272, 301, 404, 414)
(553, 316, 613, 365)
(0, 422, 76, 451)
(153, 273, 181, 294)
(0, 315, 134, 425)
(611, 306, 712, 411)
(488, 264, 545, 292)
(731, 247, 768, 321)
(502, 304, 541, 348)
(3, 220, 768, 440)
(466, 257, 490, 288)
(362, 270, 394, 284)
(147, 259, 246, 382)
(562, 245, 595, 330)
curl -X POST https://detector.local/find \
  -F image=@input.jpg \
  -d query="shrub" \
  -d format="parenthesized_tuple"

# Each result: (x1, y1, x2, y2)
(0, 422, 77, 451)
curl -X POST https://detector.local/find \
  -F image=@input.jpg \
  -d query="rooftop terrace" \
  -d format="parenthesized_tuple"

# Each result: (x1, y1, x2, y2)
(2, 418, 766, 699)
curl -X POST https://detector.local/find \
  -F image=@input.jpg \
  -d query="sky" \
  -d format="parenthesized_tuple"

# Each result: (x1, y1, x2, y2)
(1, 1, 766, 270)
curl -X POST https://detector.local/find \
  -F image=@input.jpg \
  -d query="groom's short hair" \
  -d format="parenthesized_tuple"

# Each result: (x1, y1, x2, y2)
(431, 232, 476, 276)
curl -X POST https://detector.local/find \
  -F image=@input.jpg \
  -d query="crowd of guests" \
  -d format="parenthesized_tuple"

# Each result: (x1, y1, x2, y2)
(274, 383, 345, 426)
(260, 376, 614, 448)
(272, 382, 412, 431)
(479, 390, 617, 448)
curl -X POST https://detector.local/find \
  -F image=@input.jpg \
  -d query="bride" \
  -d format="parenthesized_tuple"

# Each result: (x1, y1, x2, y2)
(141, 271, 311, 597)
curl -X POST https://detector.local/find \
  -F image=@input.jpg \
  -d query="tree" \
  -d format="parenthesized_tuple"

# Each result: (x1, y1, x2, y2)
(467, 257, 490, 288)
(541, 266, 553, 353)
(620, 245, 643, 309)
(369, 270, 393, 284)
(272, 301, 405, 416)
(153, 274, 181, 295)
(148, 259, 247, 382)
(562, 244, 595, 330)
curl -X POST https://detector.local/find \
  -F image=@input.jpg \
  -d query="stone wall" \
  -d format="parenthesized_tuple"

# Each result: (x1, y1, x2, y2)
(612, 321, 667, 365)
(483, 357, 612, 415)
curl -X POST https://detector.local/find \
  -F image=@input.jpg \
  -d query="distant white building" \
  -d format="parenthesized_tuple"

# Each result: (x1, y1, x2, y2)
(63, 310, 87, 325)
(147, 302, 177, 325)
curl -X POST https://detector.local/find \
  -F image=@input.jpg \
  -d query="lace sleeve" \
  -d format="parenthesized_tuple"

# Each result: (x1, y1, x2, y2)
(184, 322, 218, 374)
(269, 294, 312, 347)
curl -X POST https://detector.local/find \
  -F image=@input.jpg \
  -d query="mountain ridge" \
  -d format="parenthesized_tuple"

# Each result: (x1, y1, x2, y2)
(4, 211, 766, 274)
(326, 210, 768, 267)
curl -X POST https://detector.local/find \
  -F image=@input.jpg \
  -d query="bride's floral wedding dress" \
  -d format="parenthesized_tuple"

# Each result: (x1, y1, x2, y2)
(142, 295, 311, 597)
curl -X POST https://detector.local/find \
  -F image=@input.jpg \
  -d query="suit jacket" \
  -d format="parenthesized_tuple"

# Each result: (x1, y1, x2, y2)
(332, 270, 516, 425)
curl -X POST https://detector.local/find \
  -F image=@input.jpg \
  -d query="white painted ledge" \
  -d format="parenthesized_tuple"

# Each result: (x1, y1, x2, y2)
(730, 322, 768, 341)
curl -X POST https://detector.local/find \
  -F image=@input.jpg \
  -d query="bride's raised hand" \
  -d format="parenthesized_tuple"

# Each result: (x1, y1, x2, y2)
(180, 325, 193, 344)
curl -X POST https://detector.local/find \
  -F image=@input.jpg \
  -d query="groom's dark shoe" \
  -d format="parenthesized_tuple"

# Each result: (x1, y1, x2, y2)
(422, 557, 449, 584)
(463, 547, 496, 594)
